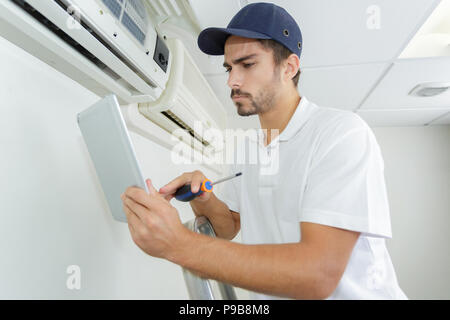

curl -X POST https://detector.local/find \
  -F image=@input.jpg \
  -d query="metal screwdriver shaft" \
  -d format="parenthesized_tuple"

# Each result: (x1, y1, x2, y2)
(174, 172, 242, 202)
(211, 172, 242, 186)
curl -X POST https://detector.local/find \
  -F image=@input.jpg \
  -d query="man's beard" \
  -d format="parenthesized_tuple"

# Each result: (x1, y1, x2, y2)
(231, 85, 278, 117)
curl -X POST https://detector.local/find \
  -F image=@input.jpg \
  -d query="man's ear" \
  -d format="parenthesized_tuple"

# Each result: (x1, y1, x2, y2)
(284, 53, 300, 83)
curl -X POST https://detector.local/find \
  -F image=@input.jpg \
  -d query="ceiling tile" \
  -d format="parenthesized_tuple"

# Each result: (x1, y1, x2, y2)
(357, 109, 450, 127)
(360, 57, 450, 109)
(299, 63, 389, 110)
(252, 0, 440, 67)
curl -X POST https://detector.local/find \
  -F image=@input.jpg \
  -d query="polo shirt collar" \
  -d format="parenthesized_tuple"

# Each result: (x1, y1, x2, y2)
(278, 95, 311, 142)
(252, 96, 314, 144)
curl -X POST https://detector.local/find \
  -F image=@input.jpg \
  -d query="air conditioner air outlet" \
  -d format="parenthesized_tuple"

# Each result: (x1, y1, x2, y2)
(161, 110, 211, 148)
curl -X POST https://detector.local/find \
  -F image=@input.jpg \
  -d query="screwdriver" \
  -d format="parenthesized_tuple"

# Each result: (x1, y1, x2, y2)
(174, 172, 242, 202)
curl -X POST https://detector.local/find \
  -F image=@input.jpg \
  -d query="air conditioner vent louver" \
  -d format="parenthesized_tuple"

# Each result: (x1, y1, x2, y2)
(161, 110, 210, 147)
(126, 0, 147, 22)
(121, 11, 145, 44)
(101, 0, 121, 19)
(101, 0, 148, 45)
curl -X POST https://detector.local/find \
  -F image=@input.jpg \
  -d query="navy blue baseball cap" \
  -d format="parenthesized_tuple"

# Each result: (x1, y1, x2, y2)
(197, 2, 302, 58)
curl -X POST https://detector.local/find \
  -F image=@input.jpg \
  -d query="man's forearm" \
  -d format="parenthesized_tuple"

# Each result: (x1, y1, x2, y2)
(190, 193, 238, 240)
(170, 230, 331, 300)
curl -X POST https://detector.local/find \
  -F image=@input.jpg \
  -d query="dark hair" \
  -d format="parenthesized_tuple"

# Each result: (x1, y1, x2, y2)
(257, 39, 301, 87)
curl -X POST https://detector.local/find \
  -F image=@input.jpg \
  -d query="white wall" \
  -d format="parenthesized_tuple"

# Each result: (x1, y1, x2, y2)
(0, 36, 228, 299)
(372, 125, 450, 299)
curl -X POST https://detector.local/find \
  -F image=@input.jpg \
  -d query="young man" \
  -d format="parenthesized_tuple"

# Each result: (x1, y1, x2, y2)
(121, 3, 407, 299)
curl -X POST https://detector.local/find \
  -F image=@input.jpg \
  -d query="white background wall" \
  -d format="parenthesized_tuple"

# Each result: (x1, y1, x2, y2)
(1, 35, 449, 299)
(372, 126, 450, 299)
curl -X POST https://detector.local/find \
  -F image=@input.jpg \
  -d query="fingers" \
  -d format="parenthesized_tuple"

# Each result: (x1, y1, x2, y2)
(159, 173, 189, 195)
(121, 193, 151, 223)
(124, 186, 155, 210)
(191, 172, 206, 193)
(122, 198, 146, 232)
(146, 178, 158, 196)
(159, 171, 207, 196)
(162, 193, 175, 202)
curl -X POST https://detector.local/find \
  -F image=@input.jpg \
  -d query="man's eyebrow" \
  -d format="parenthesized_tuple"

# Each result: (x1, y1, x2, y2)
(223, 54, 258, 68)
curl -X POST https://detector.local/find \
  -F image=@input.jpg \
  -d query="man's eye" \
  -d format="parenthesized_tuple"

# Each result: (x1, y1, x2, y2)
(225, 68, 231, 73)
(243, 63, 255, 68)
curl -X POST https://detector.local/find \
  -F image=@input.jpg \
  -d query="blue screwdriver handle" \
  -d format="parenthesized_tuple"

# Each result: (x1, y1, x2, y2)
(174, 185, 203, 202)
(175, 179, 213, 202)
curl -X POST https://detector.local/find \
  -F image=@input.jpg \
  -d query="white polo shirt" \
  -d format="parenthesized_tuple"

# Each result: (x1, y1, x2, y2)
(220, 96, 407, 300)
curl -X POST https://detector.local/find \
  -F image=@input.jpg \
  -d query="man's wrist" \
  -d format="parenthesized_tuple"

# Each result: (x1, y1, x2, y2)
(190, 193, 214, 218)
(191, 191, 214, 206)
(166, 227, 197, 267)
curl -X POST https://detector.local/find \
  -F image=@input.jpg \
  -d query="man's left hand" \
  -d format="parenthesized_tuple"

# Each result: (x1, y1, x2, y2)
(121, 179, 189, 261)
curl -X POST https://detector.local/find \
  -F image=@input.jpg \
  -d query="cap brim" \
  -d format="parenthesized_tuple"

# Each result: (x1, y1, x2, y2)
(197, 27, 271, 55)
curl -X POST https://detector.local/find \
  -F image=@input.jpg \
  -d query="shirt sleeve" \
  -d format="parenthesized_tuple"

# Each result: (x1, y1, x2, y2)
(300, 115, 392, 238)
(217, 164, 240, 213)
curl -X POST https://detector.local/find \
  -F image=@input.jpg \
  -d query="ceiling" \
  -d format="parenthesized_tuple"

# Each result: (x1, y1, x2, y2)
(159, 0, 450, 128)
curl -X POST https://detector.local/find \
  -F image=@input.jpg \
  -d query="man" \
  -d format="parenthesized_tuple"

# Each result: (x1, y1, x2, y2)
(121, 2, 407, 299)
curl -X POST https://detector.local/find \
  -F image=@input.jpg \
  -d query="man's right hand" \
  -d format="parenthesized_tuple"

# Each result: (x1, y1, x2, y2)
(158, 170, 212, 204)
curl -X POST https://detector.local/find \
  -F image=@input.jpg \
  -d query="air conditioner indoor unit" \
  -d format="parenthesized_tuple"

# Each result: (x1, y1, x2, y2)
(0, 0, 227, 164)
(136, 37, 227, 158)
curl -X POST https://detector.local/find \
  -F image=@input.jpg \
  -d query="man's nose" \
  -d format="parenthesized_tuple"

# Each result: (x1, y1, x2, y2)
(227, 69, 242, 89)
